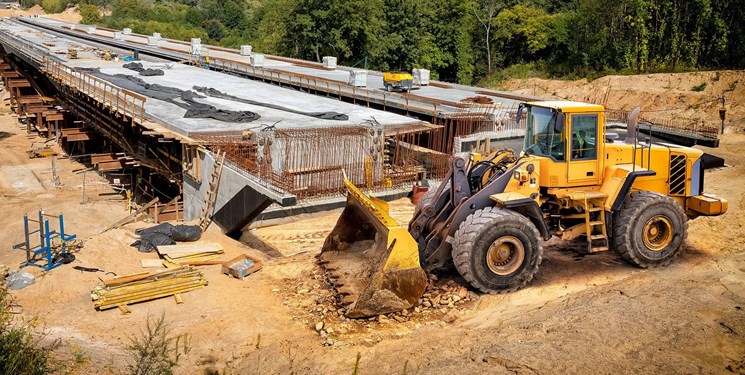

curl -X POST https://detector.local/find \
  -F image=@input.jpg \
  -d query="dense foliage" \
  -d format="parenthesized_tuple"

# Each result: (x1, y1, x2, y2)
(31, 0, 745, 84)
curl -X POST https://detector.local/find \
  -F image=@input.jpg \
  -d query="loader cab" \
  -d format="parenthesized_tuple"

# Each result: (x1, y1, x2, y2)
(521, 101, 606, 187)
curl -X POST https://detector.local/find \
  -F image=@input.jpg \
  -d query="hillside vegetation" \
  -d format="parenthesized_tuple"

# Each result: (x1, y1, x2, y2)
(23, 0, 745, 85)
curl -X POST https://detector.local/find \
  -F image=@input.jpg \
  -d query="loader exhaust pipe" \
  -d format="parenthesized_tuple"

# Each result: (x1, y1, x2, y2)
(624, 107, 641, 144)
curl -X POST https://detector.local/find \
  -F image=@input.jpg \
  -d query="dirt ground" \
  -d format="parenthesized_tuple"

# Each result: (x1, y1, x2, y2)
(502, 70, 745, 131)
(0, 71, 743, 374)
(0, 5, 81, 23)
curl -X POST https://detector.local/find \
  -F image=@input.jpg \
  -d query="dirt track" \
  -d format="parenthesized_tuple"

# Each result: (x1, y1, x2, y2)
(0, 72, 743, 374)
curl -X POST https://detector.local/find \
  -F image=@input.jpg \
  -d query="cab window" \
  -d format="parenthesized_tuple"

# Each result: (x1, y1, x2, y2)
(571, 114, 598, 160)
(524, 106, 566, 162)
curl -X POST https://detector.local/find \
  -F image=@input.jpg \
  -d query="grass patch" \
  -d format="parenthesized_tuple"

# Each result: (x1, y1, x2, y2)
(0, 287, 60, 375)
(477, 62, 550, 88)
(692, 82, 707, 92)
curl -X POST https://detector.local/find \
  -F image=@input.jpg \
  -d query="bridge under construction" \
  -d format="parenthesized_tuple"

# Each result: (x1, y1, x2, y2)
(0, 16, 720, 237)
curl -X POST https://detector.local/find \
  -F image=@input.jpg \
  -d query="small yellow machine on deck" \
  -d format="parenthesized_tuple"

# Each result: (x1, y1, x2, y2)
(383, 71, 414, 92)
(321, 101, 727, 318)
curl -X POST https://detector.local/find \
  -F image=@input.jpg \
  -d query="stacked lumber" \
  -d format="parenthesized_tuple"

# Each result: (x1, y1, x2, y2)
(157, 242, 225, 266)
(91, 266, 207, 311)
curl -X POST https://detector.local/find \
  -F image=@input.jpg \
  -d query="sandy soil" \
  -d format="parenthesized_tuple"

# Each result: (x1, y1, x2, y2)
(0, 5, 81, 23)
(501, 70, 745, 132)
(0, 71, 743, 374)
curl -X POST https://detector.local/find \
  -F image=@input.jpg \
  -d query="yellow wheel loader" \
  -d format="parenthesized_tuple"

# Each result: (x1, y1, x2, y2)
(320, 101, 728, 318)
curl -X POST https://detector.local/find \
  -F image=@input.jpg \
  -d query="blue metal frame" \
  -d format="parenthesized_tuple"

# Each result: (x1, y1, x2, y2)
(17, 210, 76, 271)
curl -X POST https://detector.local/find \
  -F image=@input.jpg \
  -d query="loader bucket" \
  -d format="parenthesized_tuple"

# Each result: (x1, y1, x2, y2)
(319, 179, 428, 318)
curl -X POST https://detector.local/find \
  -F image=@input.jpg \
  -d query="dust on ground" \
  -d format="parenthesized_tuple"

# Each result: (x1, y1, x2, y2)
(0, 71, 742, 374)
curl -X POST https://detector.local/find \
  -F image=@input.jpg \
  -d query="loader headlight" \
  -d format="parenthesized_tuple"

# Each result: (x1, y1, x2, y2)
(513, 169, 529, 182)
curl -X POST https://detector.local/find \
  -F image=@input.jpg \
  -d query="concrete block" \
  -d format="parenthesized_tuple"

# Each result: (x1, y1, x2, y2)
(322, 56, 337, 69)
(147, 37, 158, 46)
(114, 31, 122, 40)
(413, 68, 430, 86)
(122, 28, 132, 35)
(348, 69, 367, 87)
(191, 38, 201, 55)
(240, 45, 252, 56)
(252, 54, 264, 67)
(152, 32, 161, 39)
(86, 26, 96, 34)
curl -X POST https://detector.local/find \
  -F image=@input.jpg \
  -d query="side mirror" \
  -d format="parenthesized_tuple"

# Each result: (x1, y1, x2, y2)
(554, 113, 565, 133)
(516, 104, 524, 123)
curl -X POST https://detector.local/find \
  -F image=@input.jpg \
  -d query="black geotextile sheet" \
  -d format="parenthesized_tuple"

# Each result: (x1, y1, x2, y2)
(80, 68, 261, 122)
(123, 62, 165, 76)
(192, 86, 349, 121)
(78, 66, 350, 123)
(130, 223, 202, 253)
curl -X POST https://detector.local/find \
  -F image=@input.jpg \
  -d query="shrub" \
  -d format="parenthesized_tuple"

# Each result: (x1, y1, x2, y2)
(0, 287, 59, 375)
(692, 82, 707, 92)
(126, 314, 180, 375)
(80, 4, 101, 25)
(40, 0, 64, 14)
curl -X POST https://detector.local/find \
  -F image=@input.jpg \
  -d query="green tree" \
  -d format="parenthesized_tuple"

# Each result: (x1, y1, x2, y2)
(80, 4, 101, 25)
(40, 0, 65, 13)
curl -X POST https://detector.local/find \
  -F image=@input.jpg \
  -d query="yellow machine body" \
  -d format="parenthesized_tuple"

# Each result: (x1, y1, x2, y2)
(322, 100, 727, 317)
(516, 101, 727, 220)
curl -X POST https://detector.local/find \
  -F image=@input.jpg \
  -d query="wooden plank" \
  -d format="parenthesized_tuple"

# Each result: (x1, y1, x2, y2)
(141, 259, 164, 268)
(97, 160, 127, 171)
(16, 96, 43, 104)
(157, 242, 224, 255)
(45, 114, 65, 122)
(90, 153, 117, 164)
(176, 260, 225, 266)
(165, 252, 223, 261)
(0, 72, 20, 78)
(7, 79, 31, 88)
(103, 197, 159, 232)
(67, 133, 93, 142)
(103, 272, 151, 287)
(25, 106, 52, 113)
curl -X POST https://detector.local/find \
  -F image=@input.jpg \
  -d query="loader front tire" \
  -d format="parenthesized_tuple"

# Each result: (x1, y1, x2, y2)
(612, 191, 687, 268)
(452, 207, 543, 294)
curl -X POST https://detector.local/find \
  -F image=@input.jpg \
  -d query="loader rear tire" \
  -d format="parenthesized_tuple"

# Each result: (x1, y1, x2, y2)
(612, 191, 687, 268)
(452, 207, 543, 294)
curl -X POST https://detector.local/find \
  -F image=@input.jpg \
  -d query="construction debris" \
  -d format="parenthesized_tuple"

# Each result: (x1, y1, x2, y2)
(6, 271, 35, 290)
(104, 197, 159, 233)
(131, 222, 202, 252)
(27, 146, 58, 158)
(91, 266, 207, 312)
(461, 95, 494, 104)
(221, 254, 263, 279)
(157, 242, 225, 265)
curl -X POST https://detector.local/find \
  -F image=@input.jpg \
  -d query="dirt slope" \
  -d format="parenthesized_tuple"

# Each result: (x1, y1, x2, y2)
(0, 5, 81, 23)
(502, 71, 745, 131)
